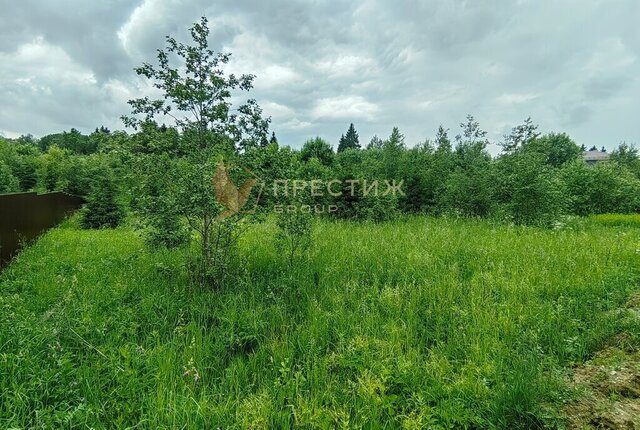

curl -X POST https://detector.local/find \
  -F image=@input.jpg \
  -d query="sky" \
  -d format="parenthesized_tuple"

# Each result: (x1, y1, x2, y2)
(0, 0, 638, 153)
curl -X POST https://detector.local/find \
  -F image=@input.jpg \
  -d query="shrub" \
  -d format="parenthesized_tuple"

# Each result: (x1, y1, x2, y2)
(495, 152, 567, 226)
(275, 210, 313, 263)
(81, 173, 125, 229)
(145, 210, 190, 249)
(0, 161, 19, 193)
(561, 161, 640, 215)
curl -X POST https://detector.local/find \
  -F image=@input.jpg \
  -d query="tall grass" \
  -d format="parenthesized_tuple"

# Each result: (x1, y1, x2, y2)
(1, 216, 639, 428)
(588, 213, 640, 228)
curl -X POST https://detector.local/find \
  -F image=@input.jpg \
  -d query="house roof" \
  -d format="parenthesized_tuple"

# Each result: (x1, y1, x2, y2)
(583, 150, 610, 162)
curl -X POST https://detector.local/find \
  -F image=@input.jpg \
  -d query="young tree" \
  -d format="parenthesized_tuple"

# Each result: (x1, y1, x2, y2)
(442, 116, 494, 217)
(561, 160, 640, 215)
(0, 161, 19, 193)
(122, 17, 270, 283)
(610, 142, 640, 177)
(81, 170, 125, 229)
(386, 127, 405, 149)
(300, 137, 334, 166)
(367, 135, 384, 150)
(501, 117, 540, 154)
(269, 131, 279, 147)
(38, 145, 70, 192)
(382, 127, 405, 179)
(456, 114, 488, 149)
(12, 150, 39, 191)
(431, 126, 455, 214)
(434, 125, 452, 152)
(400, 143, 434, 213)
(337, 123, 360, 153)
(275, 211, 313, 264)
(495, 151, 566, 225)
(525, 133, 581, 167)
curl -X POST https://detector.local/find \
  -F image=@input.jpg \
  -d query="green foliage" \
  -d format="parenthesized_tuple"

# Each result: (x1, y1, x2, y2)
(399, 143, 435, 213)
(588, 213, 640, 228)
(1, 218, 639, 428)
(244, 141, 300, 210)
(524, 133, 581, 168)
(38, 145, 70, 192)
(496, 151, 567, 225)
(122, 16, 268, 151)
(0, 139, 38, 191)
(39, 128, 97, 154)
(268, 131, 278, 146)
(2, 111, 639, 232)
(135, 162, 190, 249)
(561, 160, 640, 215)
(440, 121, 494, 217)
(300, 137, 334, 166)
(146, 211, 191, 249)
(12, 154, 38, 191)
(337, 123, 360, 153)
(366, 134, 384, 149)
(81, 171, 125, 229)
(122, 17, 269, 284)
(502, 117, 540, 153)
(348, 191, 400, 222)
(61, 156, 94, 197)
(0, 160, 19, 193)
(610, 142, 640, 178)
(275, 211, 313, 263)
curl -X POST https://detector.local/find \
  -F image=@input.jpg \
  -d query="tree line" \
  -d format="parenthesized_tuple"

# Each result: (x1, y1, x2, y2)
(2, 117, 639, 224)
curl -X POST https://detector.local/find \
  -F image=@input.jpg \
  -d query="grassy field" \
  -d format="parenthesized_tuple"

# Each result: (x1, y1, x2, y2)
(1, 216, 639, 429)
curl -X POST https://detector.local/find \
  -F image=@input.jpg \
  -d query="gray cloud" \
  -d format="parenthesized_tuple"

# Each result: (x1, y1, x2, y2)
(0, 0, 638, 151)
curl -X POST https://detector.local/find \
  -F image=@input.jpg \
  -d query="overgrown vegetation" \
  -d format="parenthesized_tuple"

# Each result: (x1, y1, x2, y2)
(588, 213, 640, 228)
(1, 16, 640, 429)
(80, 170, 125, 229)
(2, 116, 639, 230)
(1, 217, 638, 428)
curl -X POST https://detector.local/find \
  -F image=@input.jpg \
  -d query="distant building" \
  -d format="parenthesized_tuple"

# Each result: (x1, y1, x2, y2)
(583, 149, 610, 165)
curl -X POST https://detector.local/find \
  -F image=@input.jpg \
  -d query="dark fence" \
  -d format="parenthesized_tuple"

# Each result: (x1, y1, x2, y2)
(0, 192, 85, 267)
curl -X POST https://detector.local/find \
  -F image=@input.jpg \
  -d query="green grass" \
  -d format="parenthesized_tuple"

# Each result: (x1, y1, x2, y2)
(1, 217, 639, 429)
(587, 213, 640, 228)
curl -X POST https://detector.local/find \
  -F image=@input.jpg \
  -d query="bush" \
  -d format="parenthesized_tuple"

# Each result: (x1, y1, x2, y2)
(495, 152, 567, 226)
(146, 217, 190, 249)
(561, 161, 640, 215)
(440, 169, 495, 218)
(351, 192, 400, 222)
(145, 209, 190, 249)
(275, 210, 313, 263)
(0, 161, 19, 193)
(81, 173, 125, 229)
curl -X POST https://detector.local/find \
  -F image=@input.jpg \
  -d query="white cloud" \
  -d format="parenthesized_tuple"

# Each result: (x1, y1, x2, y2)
(312, 96, 379, 121)
(261, 101, 295, 119)
(315, 55, 376, 78)
(496, 93, 538, 105)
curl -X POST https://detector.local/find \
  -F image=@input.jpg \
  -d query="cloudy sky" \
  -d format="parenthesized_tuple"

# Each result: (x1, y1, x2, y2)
(0, 0, 638, 152)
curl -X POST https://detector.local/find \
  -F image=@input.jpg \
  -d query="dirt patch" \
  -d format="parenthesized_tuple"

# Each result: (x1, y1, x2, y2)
(566, 352, 640, 429)
(564, 295, 640, 429)
(626, 294, 640, 310)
